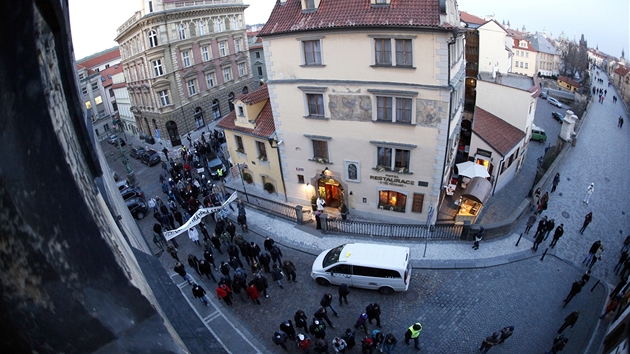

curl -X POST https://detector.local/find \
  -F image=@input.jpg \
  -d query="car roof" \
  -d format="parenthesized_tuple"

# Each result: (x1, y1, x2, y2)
(144, 149, 159, 154)
(125, 197, 145, 205)
(337, 243, 409, 269)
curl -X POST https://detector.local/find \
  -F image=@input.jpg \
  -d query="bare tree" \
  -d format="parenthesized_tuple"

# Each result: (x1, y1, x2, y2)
(560, 36, 588, 79)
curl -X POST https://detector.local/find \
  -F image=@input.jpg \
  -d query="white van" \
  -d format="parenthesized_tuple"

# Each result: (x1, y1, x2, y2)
(311, 243, 411, 294)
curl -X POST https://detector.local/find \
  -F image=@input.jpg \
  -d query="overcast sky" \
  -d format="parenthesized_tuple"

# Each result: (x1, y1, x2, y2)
(69, 0, 628, 61)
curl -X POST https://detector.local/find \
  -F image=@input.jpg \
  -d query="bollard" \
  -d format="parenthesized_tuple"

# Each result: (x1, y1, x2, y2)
(295, 205, 304, 225)
(540, 248, 548, 261)
(515, 233, 523, 247)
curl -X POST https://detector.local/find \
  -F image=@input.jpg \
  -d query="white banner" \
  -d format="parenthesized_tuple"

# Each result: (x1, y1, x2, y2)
(163, 191, 238, 240)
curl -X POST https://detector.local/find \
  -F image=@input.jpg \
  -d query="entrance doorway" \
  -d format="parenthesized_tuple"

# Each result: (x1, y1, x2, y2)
(318, 177, 344, 209)
(166, 121, 182, 146)
(194, 107, 204, 129)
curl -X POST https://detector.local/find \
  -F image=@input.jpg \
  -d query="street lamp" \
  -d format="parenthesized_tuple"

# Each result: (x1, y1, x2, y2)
(114, 136, 135, 185)
(236, 162, 249, 203)
(268, 135, 288, 202)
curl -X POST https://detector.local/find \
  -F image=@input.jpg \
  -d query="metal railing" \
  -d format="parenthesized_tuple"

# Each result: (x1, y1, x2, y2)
(324, 218, 463, 239)
(225, 187, 299, 222)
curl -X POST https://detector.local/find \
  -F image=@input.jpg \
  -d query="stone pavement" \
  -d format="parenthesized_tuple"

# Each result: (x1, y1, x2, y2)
(100, 69, 626, 353)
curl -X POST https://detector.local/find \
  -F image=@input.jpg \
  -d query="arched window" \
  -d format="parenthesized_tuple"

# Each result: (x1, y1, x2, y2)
(242, 86, 249, 94)
(212, 99, 221, 120)
(198, 20, 205, 36)
(216, 18, 223, 32)
(225, 18, 231, 31)
(228, 92, 235, 112)
(178, 23, 186, 40)
(189, 22, 196, 37)
(148, 30, 158, 48)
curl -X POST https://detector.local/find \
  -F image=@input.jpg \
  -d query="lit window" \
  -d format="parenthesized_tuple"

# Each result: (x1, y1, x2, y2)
(94, 96, 103, 105)
(85, 101, 92, 109)
(182, 51, 191, 67)
(378, 190, 407, 213)
(223, 67, 231, 82)
(187, 80, 197, 95)
(201, 46, 210, 61)
(159, 90, 170, 106)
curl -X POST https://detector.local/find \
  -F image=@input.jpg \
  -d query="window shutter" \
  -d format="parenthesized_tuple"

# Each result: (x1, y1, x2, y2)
(411, 193, 424, 213)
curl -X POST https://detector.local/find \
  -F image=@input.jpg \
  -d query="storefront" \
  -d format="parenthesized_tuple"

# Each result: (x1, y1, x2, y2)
(455, 177, 491, 223)
(318, 176, 344, 208)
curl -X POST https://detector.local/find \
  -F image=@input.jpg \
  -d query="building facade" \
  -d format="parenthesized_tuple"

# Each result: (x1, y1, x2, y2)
(248, 30, 267, 85)
(259, 0, 465, 224)
(115, 0, 256, 147)
(112, 72, 138, 134)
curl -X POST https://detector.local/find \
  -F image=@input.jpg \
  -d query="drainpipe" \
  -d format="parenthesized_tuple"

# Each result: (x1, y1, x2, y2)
(492, 156, 504, 196)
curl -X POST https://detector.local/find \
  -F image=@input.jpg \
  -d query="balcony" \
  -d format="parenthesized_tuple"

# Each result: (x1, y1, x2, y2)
(117, 11, 141, 36)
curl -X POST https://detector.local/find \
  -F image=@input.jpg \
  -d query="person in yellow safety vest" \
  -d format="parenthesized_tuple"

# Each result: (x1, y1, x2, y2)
(217, 167, 224, 182)
(404, 322, 422, 350)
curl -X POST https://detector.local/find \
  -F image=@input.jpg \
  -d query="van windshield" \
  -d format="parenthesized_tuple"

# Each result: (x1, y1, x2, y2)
(323, 244, 345, 268)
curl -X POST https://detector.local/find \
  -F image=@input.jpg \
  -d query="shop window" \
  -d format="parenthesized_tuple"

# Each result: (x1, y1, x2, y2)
(378, 190, 406, 213)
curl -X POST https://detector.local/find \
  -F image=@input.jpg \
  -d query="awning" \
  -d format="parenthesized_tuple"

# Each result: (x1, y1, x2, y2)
(461, 177, 492, 204)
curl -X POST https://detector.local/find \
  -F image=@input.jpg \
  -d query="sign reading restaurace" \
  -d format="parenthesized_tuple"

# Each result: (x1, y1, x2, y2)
(370, 174, 416, 187)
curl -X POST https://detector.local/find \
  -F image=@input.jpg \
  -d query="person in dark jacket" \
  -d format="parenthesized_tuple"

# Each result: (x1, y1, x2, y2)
(338, 283, 350, 306)
(239, 239, 252, 265)
(314, 307, 335, 329)
(249, 241, 261, 261)
(203, 249, 217, 270)
(550, 224, 564, 248)
(259, 252, 272, 273)
(198, 259, 217, 282)
(320, 293, 338, 316)
(225, 220, 236, 239)
(546, 335, 568, 353)
(271, 264, 284, 289)
(264, 236, 276, 252)
(525, 212, 537, 234)
(579, 212, 593, 234)
(270, 245, 283, 265)
(280, 320, 296, 341)
(231, 274, 247, 302)
(534, 216, 548, 240)
(314, 338, 329, 353)
(310, 319, 327, 340)
(228, 256, 241, 271)
(544, 219, 555, 240)
(249, 273, 269, 298)
(342, 329, 356, 350)
(532, 228, 546, 252)
(563, 280, 586, 307)
(354, 313, 368, 335)
(220, 261, 231, 277)
(174, 262, 193, 285)
(295, 310, 310, 334)
(497, 326, 514, 344)
(478, 332, 500, 354)
(366, 303, 381, 327)
(211, 233, 223, 254)
(557, 311, 579, 333)
(192, 284, 210, 306)
(188, 254, 201, 276)
(272, 331, 289, 351)
(283, 260, 297, 282)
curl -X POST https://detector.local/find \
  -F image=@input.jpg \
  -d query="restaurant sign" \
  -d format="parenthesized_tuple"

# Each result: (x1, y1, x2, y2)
(370, 174, 416, 187)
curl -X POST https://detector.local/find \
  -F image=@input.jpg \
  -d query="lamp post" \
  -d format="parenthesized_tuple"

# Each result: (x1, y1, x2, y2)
(236, 162, 249, 203)
(115, 135, 135, 185)
(268, 135, 288, 202)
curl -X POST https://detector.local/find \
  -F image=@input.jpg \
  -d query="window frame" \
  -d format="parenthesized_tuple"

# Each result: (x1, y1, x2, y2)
(159, 90, 170, 106)
(198, 21, 205, 36)
(256, 141, 268, 161)
(372, 93, 416, 124)
(235, 135, 245, 153)
(206, 72, 215, 88)
(201, 46, 210, 61)
(235, 38, 242, 52)
(395, 38, 412, 66)
(370, 35, 416, 68)
(178, 23, 186, 40)
(148, 30, 158, 48)
(152, 59, 164, 77)
(223, 67, 232, 82)
(374, 145, 412, 173)
(306, 93, 325, 117)
(182, 50, 191, 67)
(302, 39, 322, 65)
(219, 41, 227, 57)
(257, 66, 263, 76)
(311, 139, 329, 162)
(238, 63, 246, 77)
(187, 79, 197, 96)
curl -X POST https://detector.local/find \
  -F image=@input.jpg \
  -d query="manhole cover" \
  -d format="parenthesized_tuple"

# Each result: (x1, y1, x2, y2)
(558, 192, 563, 197)
(605, 177, 611, 182)
(562, 211, 570, 219)
(405, 290, 419, 301)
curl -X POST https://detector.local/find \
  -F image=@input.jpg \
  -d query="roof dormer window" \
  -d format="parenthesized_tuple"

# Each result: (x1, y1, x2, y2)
(371, 0, 391, 7)
(519, 40, 527, 48)
(302, 0, 319, 13)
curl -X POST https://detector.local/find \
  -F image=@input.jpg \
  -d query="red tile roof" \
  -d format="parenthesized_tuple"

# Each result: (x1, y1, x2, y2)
(77, 48, 121, 70)
(472, 107, 525, 157)
(614, 65, 629, 76)
(558, 76, 581, 89)
(259, 0, 450, 37)
(100, 64, 124, 87)
(511, 38, 534, 51)
(459, 11, 485, 25)
(217, 84, 275, 138)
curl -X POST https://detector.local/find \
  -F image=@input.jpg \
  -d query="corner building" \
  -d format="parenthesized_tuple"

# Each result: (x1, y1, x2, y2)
(259, 0, 465, 223)
(115, 0, 256, 147)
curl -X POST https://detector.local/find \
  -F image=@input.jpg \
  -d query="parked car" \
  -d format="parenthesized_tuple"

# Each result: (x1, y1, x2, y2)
(126, 197, 148, 220)
(129, 146, 146, 159)
(547, 97, 562, 108)
(120, 186, 144, 201)
(207, 155, 227, 180)
(551, 112, 564, 123)
(540, 91, 548, 99)
(107, 134, 118, 144)
(530, 124, 547, 143)
(145, 135, 156, 144)
(116, 179, 130, 191)
(141, 149, 161, 166)
(113, 139, 126, 147)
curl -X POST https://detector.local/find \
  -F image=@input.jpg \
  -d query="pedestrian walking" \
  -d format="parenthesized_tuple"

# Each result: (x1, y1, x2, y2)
(231, 274, 247, 302)
(283, 260, 298, 282)
(404, 322, 422, 350)
(550, 224, 564, 248)
(544, 219, 555, 240)
(280, 320, 297, 341)
(174, 262, 194, 285)
(187, 254, 202, 276)
(167, 244, 179, 262)
(259, 252, 272, 273)
(273, 331, 289, 351)
(472, 227, 484, 250)
(270, 245, 283, 265)
(563, 280, 586, 307)
(246, 283, 261, 305)
(534, 216, 548, 239)
(366, 303, 381, 327)
(332, 337, 348, 353)
(531, 188, 541, 211)
(295, 310, 310, 334)
(211, 233, 223, 254)
(227, 244, 244, 268)
(310, 319, 327, 340)
(203, 249, 218, 270)
(321, 293, 339, 316)
(297, 333, 312, 353)
(250, 273, 269, 298)
(589, 244, 604, 270)
(382, 333, 397, 354)
(614, 249, 628, 274)
(354, 313, 369, 335)
(271, 264, 284, 289)
(525, 212, 538, 234)
(546, 334, 568, 353)
(583, 183, 595, 204)
(557, 311, 580, 333)
(551, 173, 560, 193)
(579, 212, 593, 234)
(497, 326, 514, 344)
(619, 116, 624, 128)
(342, 329, 356, 350)
(538, 192, 549, 212)
(219, 261, 231, 277)
(478, 332, 500, 354)
(532, 228, 545, 252)
(198, 259, 217, 282)
(314, 338, 329, 353)
(371, 329, 384, 352)
(264, 236, 275, 252)
(581, 270, 591, 284)
(216, 283, 233, 306)
(583, 240, 602, 265)
(600, 295, 622, 319)
(192, 284, 210, 306)
(315, 307, 335, 328)
(360, 336, 374, 354)
(249, 241, 261, 261)
(338, 283, 350, 306)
